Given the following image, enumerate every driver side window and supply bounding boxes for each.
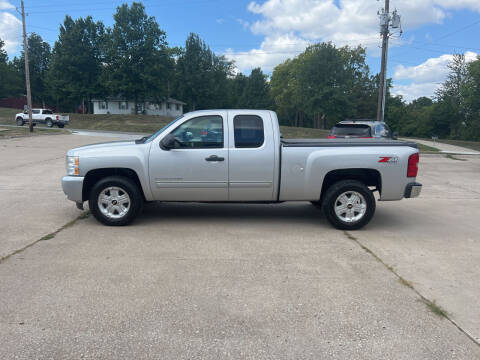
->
[170,115,223,149]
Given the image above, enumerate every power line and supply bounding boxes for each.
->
[393,17,480,59]
[24,0,219,9]
[28,0,224,14]
[435,18,480,41]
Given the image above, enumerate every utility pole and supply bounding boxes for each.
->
[376,1,401,122]
[20,0,33,132]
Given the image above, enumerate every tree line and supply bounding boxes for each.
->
[0,1,479,140]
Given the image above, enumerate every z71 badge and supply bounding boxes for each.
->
[378,156,399,163]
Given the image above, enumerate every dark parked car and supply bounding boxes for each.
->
[328,120,397,139]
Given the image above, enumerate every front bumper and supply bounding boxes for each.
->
[62,176,84,202]
[404,182,422,198]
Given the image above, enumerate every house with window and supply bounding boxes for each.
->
[92,97,186,117]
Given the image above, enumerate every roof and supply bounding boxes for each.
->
[184,109,275,114]
[91,97,186,105]
[338,119,384,126]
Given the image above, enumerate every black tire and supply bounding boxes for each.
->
[16,117,24,126]
[57,123,65,128]
[89,176,143,226]
[322,180,376,230]
[46,118,53,127]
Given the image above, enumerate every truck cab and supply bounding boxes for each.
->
[149,110,279,202]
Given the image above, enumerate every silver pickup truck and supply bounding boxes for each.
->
[62,110,421,230]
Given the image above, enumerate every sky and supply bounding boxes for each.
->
[1,0,480,102]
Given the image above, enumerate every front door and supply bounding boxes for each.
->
[149,112,229,201]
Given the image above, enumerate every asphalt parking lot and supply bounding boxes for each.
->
[1,134,479,359]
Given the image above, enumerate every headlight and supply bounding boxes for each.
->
[66,156,79,176]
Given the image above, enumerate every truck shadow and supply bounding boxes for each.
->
[136,201,327,227]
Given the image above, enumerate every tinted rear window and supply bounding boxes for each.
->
[234,115,264,148]
[331,124,371,137]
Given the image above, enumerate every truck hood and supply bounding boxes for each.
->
[67,140,138,156]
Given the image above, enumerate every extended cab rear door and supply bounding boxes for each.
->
[227,110,277,201]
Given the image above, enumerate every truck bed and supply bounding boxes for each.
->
[281,138,418,148]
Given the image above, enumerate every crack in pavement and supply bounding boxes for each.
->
[343,230,480,348]
[0,211,90,266]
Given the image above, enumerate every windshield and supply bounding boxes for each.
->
[331,124,371,137]
[144,115,184,143]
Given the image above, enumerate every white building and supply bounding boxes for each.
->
[92,97,186,117]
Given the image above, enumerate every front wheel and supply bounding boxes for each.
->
[57,123,65,128]
[322,180,376,230]
[16,117,24,126]
[89,176,143,226]
[46,118,53,127]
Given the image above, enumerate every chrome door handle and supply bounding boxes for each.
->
[205,155,224,162]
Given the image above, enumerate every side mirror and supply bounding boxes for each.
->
[392,131,398,140]
[160,133,176,150]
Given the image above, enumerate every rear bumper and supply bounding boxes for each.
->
[404,182,422,198]
[62,176,84,202]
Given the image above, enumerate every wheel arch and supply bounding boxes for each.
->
[320,168,381,202]
[82,168,146,202]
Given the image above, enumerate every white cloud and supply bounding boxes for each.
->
[0,10,22,55]
[226,0,480,73]
[392,82,441,101]
[392,51,478,101]
[236,18,250,31]
[216,18,225,24]
[226,33,312,73]
[0,1,14,10]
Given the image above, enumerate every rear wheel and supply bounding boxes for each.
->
[89,176,143,226]
[46,118,53,127]
[57,123,64,128]
[322,180,375,230]
[16,117,24,126]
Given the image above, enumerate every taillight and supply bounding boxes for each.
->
[407,153,419,177]
[327,135,336,139]
[56,115,59,120]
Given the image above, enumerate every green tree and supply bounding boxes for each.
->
[48,15,105,112]
[0,38,10,98]
[238,68,273,109]
[14,33,51,105]
[227,73,248,108]
[270,58,303,126]
[435,54,471,138]
[270,42,376,128]
[103,2,172,113]
[174,33,233,111]
[0,38,22,99]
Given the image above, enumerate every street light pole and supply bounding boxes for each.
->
[20,0,33,132]
[377,0,390,122]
